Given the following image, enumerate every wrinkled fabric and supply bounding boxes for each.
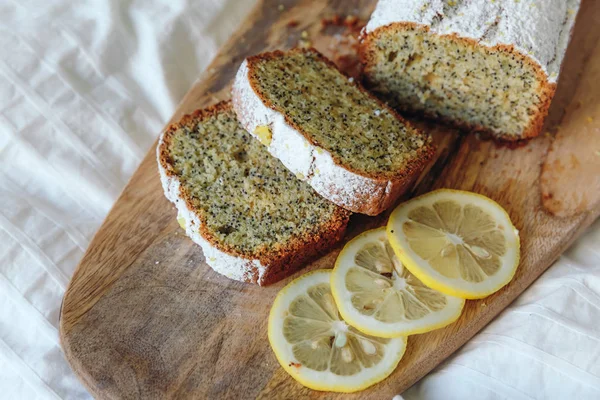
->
[0,1,256,398]
[0,1,598,399]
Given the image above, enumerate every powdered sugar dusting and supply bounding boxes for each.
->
[365,0,581,83]
[156,134,265,283]
[231,58,396,215]
[310,150,387,211]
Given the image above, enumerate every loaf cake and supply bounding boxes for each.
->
[157,102,350,285]
[232,48,435,216]
[360,0,580,140]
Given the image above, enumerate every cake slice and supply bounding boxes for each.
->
[232,48,434,216]
[157,102,350,285]
[360,0,580,140]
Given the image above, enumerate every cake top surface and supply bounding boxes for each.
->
[246,48,432,180]
[160,102,347,257]
[365,0,581,83]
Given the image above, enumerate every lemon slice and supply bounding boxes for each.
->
[268,270,406,393]
[387,189,520,299]
[331,227,465,337]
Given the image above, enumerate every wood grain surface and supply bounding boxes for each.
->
[541,37,600,217]
[60,0,600,399]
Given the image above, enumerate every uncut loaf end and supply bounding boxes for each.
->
[360,0,580,140]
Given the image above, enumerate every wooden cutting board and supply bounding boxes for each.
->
[60,1,600,398]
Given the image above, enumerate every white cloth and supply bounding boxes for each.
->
[0,1,598,399]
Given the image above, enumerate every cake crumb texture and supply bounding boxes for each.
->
[157,102,349,285]
[247,48,431,179]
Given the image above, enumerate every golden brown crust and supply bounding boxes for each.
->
[244,47,436,182]
[359,22,556,141]
[157,101,350,285]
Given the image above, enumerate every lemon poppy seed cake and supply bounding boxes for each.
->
[360,0,581,140]
[232,48,435,216]
[157,102,350,285]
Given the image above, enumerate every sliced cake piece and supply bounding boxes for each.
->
[360,0,581,140]
[157,102,350,285]
[232,48,434,216]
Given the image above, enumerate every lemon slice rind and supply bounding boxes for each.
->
[387,189,520,299]
[331,228,465,338]
[268,270,407,393]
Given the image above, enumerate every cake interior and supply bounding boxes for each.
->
[249,49,429,178]
[166,106,342,254]
[363,24,547,138]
